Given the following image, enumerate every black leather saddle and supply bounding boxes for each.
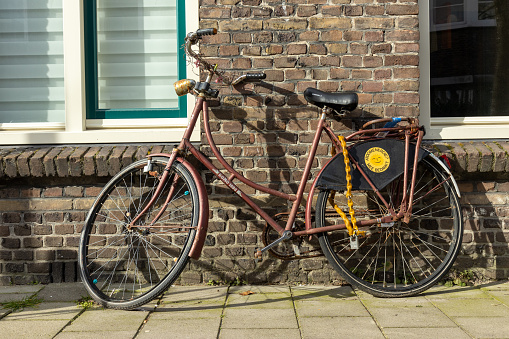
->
[304,88,358,113]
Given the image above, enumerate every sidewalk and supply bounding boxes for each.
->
[1,282,509,338]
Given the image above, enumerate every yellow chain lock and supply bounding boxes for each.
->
[328,136,363,237]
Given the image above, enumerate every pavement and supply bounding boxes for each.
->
[1,282,509,339]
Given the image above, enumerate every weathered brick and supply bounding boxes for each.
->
[355,17,394,29]
[4,148,25,178]
[309,17,351,29]
[219,20,263,31]
[2,238,20,249]
[387,4,419,15]
[67,146,87,177]
[385,54,419,66]
[485,142,507,172]
[297,5,317,17]
[24,237,43,248]
[55,147,75,177]
[473,142,495,173]
[43,147,63,177]
[264,18,307,31]
[200,7,231,18]
[96,146,113,177]
[274,57,298,68]
[17,149,35,177]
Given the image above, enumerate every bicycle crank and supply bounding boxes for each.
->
[255,230,292,262]
[261,212,323,260]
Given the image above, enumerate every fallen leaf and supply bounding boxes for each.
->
[239,290,255,296]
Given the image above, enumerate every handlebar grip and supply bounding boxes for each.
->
[246,73,266,81]
[196,28,217,37]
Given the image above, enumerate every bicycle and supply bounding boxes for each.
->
[78,28,463,310]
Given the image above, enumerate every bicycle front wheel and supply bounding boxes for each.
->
[79,157,199,309]
[316,156,463,297]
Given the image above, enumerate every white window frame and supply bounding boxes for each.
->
[0,0,199,145]
[420,0,509,139]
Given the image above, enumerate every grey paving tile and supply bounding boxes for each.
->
[0,285,42,294]
[291,285,357,301]
[454,317,509,338]
[226,292,294,309]
[55,331,136,339]
[295,299,370,317]
[0,292,35,303]
[36,283,89,303]
[432,298,509,317]
[0,319,69,338]
[160,286,228,304]
[61,308,147,334]
[221,308,298,329]
[219,328,301,339]
[362,298,456,328]
[479,281,509,291]
[299,316,384,339]
[229,285,290,294]
[383,327,471,339]
[424,286,491,300]
[4,302,81,320]
[483,290,509,307]
[151,301,223,319]
[138,318,221,339]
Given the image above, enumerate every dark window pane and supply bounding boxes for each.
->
[429,0,509,117]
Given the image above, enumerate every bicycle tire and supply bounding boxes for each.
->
[316,156,463,297]
[78,157,199,309]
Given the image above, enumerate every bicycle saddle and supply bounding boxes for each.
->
[304,88,358,113]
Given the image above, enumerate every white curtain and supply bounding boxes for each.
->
[96,0,179,110]
[0,0,64,123]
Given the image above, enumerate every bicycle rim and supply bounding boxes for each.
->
[79,158,198,309]
[317,156,463,297]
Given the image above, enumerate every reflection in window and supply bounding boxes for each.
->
[433,0,465,25]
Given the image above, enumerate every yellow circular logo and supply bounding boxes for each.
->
[365,147,390,173]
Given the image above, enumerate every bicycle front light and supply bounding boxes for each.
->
[174,79,196,96]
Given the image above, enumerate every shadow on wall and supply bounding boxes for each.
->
[457,179,509,280]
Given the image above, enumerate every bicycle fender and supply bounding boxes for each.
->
[316,139,429,191]
[427,153,461,198]
[176,157,209,260]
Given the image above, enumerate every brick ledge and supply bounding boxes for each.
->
[1,141,508,179]
[423,141,509,175]
[0,145,174,179]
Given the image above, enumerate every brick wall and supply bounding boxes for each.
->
[0,0,508,285]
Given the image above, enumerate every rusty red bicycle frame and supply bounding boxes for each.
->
[135,94,424,247]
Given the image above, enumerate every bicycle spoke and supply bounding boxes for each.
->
[80,158,198,307]
[317,157,462,296]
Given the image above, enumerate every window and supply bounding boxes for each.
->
[0,0,64,124]
[0,0,198,145]
[420,0,509,139]
[85,0,187,119]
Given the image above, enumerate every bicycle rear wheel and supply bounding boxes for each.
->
[79,157,199,309]
[316,156,463,297]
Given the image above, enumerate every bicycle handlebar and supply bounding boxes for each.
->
[231,73,267,85]
[196,28,217,37]
[183,29,265,89]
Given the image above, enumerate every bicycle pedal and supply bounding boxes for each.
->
[254,248,263,262]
